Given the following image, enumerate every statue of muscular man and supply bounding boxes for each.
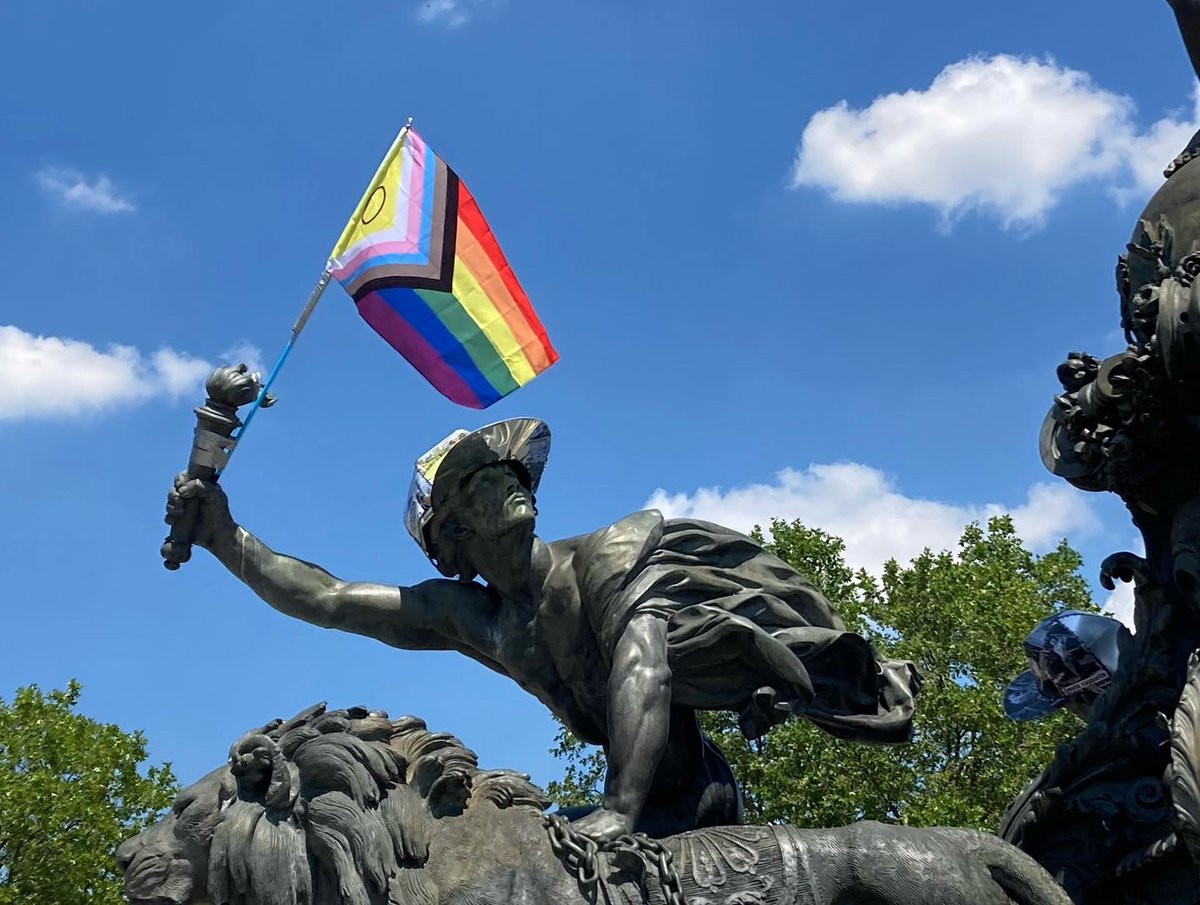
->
[166,418,919,840]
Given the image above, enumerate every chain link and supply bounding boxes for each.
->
[543,813,686,905]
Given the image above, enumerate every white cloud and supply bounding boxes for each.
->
[150,348,213,397]
[1117,84,1200,205]
[1101,536,1146,630]
[35,167,134,214]
[415,0,473,27]
[0,325,262,421]
[1105,580,1136,630]
[219,341,266,379]
[792,55,1200,227]
[645,462,1098,577]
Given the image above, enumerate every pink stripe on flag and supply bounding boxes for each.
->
[404,130,427,247]
[331,239,426,278]
[355,292,482,408]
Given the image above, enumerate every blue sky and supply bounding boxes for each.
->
[0,0,1194,790]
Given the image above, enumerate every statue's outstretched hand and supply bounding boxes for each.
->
[165,472,236,551]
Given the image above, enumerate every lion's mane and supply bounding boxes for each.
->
[207,703,548,905]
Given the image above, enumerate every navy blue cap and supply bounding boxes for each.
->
[1004,611,1130,722]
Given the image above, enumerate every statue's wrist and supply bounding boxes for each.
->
[205,519,241,554]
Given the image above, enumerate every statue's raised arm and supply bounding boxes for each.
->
[164,475,497,655]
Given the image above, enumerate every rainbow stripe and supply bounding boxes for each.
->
[327,128,558,408]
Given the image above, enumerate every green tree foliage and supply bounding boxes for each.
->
[547,725,606,808]
[0,681,177,905]
[548,516,1099,831]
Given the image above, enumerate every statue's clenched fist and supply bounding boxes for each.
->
[165,473,236,551]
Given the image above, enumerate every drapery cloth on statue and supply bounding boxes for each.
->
[574,511,919,742]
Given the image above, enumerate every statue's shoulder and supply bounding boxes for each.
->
[577,510,664,559]
[563,511,665,631]
[545,510,664,558]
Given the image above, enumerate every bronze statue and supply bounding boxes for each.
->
[165,415,919,841]
[997,3,1200,901]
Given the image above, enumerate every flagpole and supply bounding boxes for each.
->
[218,118,414,474]
[218,270,330,473]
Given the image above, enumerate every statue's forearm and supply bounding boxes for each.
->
[604,614,672,822]
[207,523,344,628]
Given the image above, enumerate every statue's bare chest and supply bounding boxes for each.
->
[492,567,609,744]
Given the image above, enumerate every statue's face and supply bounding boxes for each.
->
[455,463,536,540]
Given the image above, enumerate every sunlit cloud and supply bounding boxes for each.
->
[793,55,1200,228]
[35,166,135,214]
[0,325,261,421]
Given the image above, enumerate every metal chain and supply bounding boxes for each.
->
[543,813,686,905]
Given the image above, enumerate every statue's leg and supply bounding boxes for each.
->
[634,708,742,836]
[695,734,744,828]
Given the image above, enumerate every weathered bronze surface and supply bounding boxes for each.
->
[1001,4,1200,902]
[163,417,918,844]
[119,703,1070,905]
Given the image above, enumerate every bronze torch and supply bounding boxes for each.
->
[160,364,274,569]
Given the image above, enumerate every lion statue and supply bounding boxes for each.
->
[118,703,1071,905]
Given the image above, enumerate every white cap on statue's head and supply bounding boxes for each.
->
[404,418,551,562]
